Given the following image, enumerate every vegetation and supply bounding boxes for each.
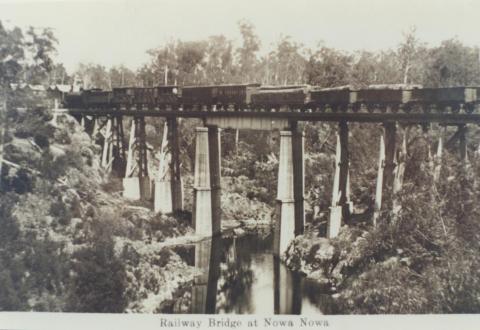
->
[331,154,480,313]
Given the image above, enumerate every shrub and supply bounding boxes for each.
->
[67,224,127,313]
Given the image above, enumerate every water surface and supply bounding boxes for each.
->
[172,232,336,314]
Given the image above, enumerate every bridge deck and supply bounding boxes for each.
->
[66,108,480,124]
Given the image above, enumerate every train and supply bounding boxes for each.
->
[63,84,480,113]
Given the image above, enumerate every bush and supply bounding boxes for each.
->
[332,154,480,314]
[67,223,127,313]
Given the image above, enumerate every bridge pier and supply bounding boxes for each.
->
[193,126,221,236]
[459,124,468,163]
[393,128,408,215]
[274,125,305,256]
[433,135,443,182]
[154,118,184,213]
[101,118,113,172]
[328,121,350,238]
[80,116,86,130]
[111,115,127,176]
[80,115,95,136]
[123,117,151,200]
[373,122,397,225]
[291,123,305,235]
[208,126,222,236]
[92,117,99,138]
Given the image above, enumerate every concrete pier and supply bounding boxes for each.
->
[274,131,296,256]
[291,123,305,235]
[170,118,184,212]
[194,127,213,236]
[208,126,222,236]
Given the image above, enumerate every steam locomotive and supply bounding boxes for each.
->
[63,84,479,113]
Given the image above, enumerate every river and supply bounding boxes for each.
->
[168,232,337,314]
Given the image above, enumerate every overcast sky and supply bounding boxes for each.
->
[1,0,480,73]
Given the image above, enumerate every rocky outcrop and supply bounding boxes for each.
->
[283,226,368,289]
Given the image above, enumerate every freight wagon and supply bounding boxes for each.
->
[181,83,260,107]
[250,85,310,108]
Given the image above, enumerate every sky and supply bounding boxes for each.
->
[1,0,480,73]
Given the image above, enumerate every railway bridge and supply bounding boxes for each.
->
[63,86,480,256]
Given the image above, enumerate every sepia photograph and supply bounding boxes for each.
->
[0,0,480,328]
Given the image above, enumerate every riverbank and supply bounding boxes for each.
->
[283,171,480,314]
[0,108,278,312]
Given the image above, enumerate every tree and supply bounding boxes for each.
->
[74,63,110,89]
[0,21,25,85]
[268,36,307,85]
[136,64,156,87]
[236,20,261,83]
[109,65,137,88]
[204,35,235,84]
[146,40,178,85]
[423,38,480,87]
[176,41,207,85]
[397,27,419,84]
[374,50,403,84]
[49,63,70,85]
[23,27,58,84]
[306,46,352,87]
[349,51,379,88]
[67,220,127,313]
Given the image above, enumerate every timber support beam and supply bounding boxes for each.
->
[122,117,151,201]
[154,118,184,213]
[373,122,398,225]
[327,121,350,238]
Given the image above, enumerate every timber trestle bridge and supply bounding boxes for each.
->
[58,84,480,255]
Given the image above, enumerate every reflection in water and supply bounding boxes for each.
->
[191,238,221,314]
[186,233,335,315]
[273,257,302,314]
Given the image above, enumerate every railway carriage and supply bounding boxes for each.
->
[409,87,477,112]
[112,87,135,106]
[134,87,157,106]
[354,85,421,112]
[308,86,356,111]
[63,92,84,108]
[154,85,179,106]
[82,89,112,108]
[112,86,179,108]
[181,83,260,108]
[63,84,480,114]
[250,85,310,110]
